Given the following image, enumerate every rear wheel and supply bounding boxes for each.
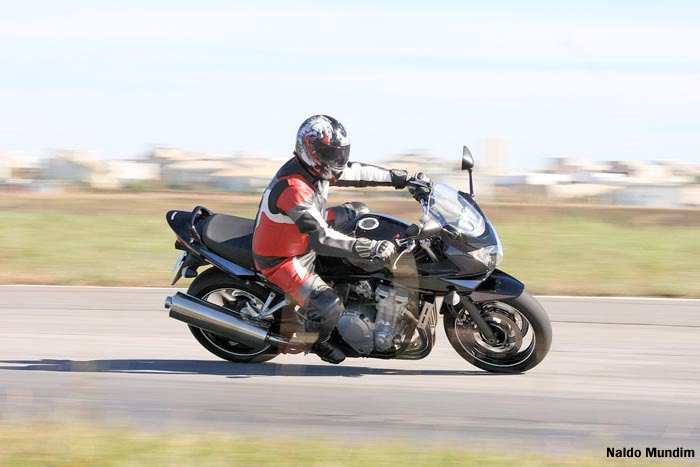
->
[187,269,278,363]
[444,292,551,373]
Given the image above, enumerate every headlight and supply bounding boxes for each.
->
[468,244,503,269]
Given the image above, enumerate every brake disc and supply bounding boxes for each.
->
[460,312,524,358]
[483,303,530,337]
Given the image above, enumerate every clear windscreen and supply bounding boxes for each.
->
[427,183,485,236]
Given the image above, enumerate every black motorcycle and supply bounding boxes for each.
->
[164,147,552,373]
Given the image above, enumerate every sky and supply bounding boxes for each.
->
[1,0,700,170]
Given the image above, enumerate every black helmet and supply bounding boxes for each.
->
[294,115,350,180]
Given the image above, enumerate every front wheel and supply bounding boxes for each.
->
[444,292,552,373]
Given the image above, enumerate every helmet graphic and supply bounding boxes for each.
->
[294,115,350,180]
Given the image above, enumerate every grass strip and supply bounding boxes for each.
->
[0,421,688,467]
[2,209,699,297]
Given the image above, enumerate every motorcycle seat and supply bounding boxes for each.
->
[200,214,256,271]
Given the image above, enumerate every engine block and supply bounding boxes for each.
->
[374,284,410,352]
[335,304,375,355]
[336,282,414,355]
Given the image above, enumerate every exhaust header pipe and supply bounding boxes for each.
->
[165,292,286,348]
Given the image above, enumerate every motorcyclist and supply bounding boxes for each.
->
[252,115,428,364]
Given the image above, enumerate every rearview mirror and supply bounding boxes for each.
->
[461,146,474,171]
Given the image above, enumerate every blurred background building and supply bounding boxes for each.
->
[2,146,698,207]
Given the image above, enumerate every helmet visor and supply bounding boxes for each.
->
[317,144,351,170]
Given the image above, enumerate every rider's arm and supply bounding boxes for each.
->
[333,161,409,188]
[277,180,358,257]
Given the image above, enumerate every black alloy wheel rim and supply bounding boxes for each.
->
[453,301,536,368]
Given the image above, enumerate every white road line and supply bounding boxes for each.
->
[537,295,700,302]
[1,285,699,302]
[0,284,181,291]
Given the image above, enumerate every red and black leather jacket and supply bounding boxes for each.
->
[252,157,408,270]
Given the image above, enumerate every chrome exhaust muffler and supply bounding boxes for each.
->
[165,292,287,348]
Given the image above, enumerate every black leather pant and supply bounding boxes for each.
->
[303,201,369,342]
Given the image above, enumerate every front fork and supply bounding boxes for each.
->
[445,292,499,344]
[460,297,499,344]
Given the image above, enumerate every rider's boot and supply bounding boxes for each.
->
[306,287,346,364]
[312,338,346,364]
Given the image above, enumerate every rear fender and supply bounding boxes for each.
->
[166,210,193,243]
[166,206,212,246]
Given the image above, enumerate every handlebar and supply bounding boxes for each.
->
[403,223,421,238]
[389,179,436,269]
[394,180,433,246]
[406,178,432,203]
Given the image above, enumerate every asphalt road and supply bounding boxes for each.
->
[1,285,699,454]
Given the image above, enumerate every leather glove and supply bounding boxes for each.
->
[390,170,431,189]
[407,172,432,202]
[408,171,431,185]
[353,238,397,262]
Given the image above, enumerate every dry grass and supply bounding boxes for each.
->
[0,421,689,467]
[2,191,699,296]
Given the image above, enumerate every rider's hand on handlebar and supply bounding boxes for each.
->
[408,171,431,185]
[353,238,397,262]
[373,239,397,262]
[407,173,432,202]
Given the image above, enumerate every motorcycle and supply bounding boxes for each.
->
[164,147,552,373]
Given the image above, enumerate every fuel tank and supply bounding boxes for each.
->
[348,213,411,272]
[353,213,408,241]
[317,212,482,292]
[318,213,408,276]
